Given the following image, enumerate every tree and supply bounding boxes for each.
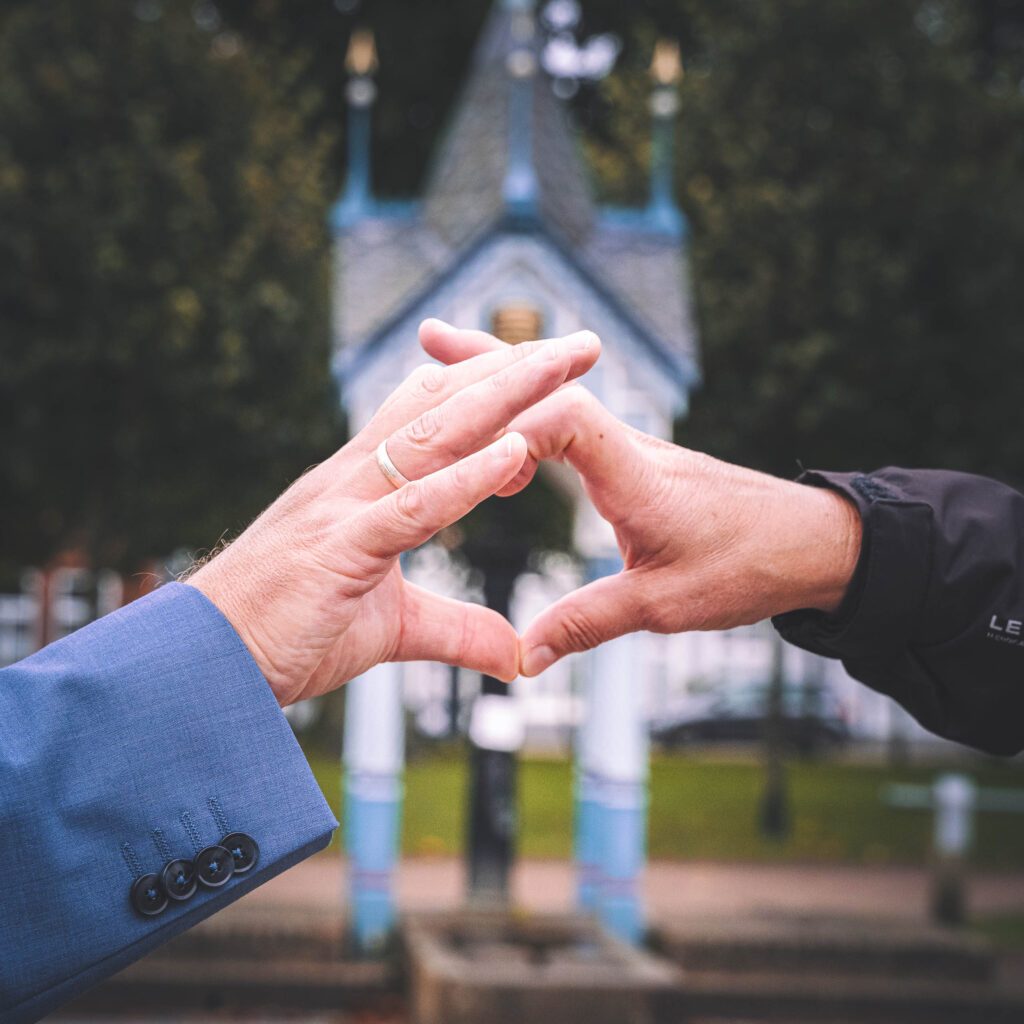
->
[0,0,339,571]
[587,0,1024,484]
[219,0,1024,490]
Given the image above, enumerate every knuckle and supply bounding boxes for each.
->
[488,366,514,393]
[640,600,673,634]
[510,340,538,363]
[558,608,603,654]
[450,457,473,490]
[413,363,447,396]
[406,407,444,446]
[394,482,425,521]
[637,584,678,634]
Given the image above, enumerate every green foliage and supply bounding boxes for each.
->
[216,0,490,200]
[587,0,1024,482]
[7,0,1024,567]
[0,0,339,568]
[221,0,1024,488]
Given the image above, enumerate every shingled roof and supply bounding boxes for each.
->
[421,1,594,250]
[333,0,699,387]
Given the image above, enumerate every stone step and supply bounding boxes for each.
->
[679,970,1024,1024]
[152,905,348,961]
[63,957,400,1016]
[653,913,995,984]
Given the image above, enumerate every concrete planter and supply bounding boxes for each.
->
[403,910,681,1024]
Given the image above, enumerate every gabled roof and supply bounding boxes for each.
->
[338,219,700,396]
[333,0,699,404]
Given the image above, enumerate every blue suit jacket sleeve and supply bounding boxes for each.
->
[0,582,339,1023]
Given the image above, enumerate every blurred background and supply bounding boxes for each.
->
[3,0,1024,1021]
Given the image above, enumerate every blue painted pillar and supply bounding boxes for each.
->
[573,766,600,911]
[574,554,648,944]
[342,660,405,953]
[645,44,685,239]
[331,34,378,231]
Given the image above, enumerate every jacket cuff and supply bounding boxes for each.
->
[772,470,933,658]
[1,582,338,1023]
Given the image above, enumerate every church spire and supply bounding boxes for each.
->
[646,39,686,237]
[501,0,540,224]
[333,28,378,229]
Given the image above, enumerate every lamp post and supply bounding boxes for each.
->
[463,527,530,903]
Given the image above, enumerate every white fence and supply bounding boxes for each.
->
[1,552,934,751]
[0,568,124,667]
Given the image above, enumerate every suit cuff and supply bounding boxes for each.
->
[2,582,338,1022]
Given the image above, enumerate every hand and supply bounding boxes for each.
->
[420,322,862,677]
[187,328,600,704]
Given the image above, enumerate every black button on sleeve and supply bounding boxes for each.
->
[195,845,235,888]
[162,858,197,901]
[130,873,168,917]
[221,832,259,874]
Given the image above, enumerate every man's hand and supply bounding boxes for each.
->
[188,328,600,704]
[420,321,862,677]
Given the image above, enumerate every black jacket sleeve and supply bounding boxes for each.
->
[772,468,1024,756]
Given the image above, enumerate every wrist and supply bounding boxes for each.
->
[790,483,863,614]
[186,563,279,698]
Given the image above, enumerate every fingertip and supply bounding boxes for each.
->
[419,317,452,335]
[505,430,528,462]
[496,455,538,497]
[418,318,451,348]
[520,643,557,678]
[567,330,601,375]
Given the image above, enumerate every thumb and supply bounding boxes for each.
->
[396,583,519,682]
[518,570,649,675]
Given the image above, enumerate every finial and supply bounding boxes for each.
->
[345,28,378,77]
[645,37,685,237]
[334,26,378,229]
[650,38,682,87]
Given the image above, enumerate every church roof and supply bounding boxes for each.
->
[420,1,594,250]
[333,0,699,395]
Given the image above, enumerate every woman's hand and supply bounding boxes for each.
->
[420,321,861,677]
[188,328,600,704]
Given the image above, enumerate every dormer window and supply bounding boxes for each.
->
[491,304,543,345]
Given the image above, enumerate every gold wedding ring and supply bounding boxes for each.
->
[375,439,410,490]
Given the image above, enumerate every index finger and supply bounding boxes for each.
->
[418,319,507,363]
[355,322,599,452]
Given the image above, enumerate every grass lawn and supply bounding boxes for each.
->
[974,912,1024,949]
[306,749,1024,869]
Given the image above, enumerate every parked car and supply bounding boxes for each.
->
[652,683,849,755]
